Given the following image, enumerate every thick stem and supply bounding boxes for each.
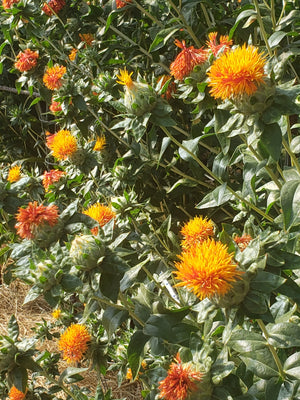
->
[253,0,273,57]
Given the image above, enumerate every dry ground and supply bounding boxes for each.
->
[0,279,143,400]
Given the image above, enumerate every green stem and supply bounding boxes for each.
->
[282,137,300,175]
[257,319,286,380]
[130,0,164,28]
[200,3,213,28]
[119,292,146,327]
[161,125,274,222]
[253,0,273,57]
[270,0,277,30]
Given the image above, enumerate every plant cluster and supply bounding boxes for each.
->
[0,0,300,399]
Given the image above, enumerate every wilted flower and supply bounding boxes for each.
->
[42,0,65,15]
[116,0,132,8]
[68,48,78,61]
[93,135,106,151]
[234,233,252,251]
[43,65,67,90]
[158,353,202,400]
[174,238,242,300]
[83,203,116,235]
[2,0,19,9]
[42,169,65,191]
[7,165,21,183]
[8,386,27,400]
[15,201,59,240]
[206,32,232,57]
[58,323,91,363]
[14,49,39,72]
[79,33,94,46]
[170,39,208,81]
[180,216,214,249]
[48,129,78,160]
[49,98,62,113]
[52,308,62,319]
[207,44,266,100]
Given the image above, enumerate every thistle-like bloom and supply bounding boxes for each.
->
[14,49,39,72]
[48,129,78,160]
[116,0,132,8]
[7,165,21,183]
[83,203,116,235]
[234,234,252,252]
[68,48,78,61]
[8,386,27,400]
[157,75,176,100]
[2,0,19,9]
[49,98,62,113]
[58,323,91,364]
[174,238,242,300]
[79,33,94,46]
[43,65,67,90]
[180,216,214,249]
[52,308,62,319]
[42,0,65,15]
[15,201,59,240]
[158,353,202,400]
[42,169,66,191]
[93,135,106,151]
[170,40,208,81]
[116,68,134,89]
[207,44,266,100]
[206,32,232,57]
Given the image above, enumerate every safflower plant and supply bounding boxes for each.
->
[0,0,299,399]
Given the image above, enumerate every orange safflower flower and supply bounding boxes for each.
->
[45,131,55,148]
[180,216,214,249]
[42,169,66,191]
[43,65,66,90]
[116,68,134,89]
[93,135,106,151]
[49,98,62,113]
[48,129,78,160]
[7,165,21,183]
[157,75,176,100]
[2,0,18,9]
[207,44,266,100]
[174,238,242,300]
[79,33,94,46]
[206,32,232,57]
[116,0,132,8]
[83,203,116,235]
[14,49,39,72]
[158,353,202,400]
[170,40,208,81]
[15,201,59,240]
[68,48,78,61]
[52,308,62,319]
[58,324,91,364]
[42,0,65,15]
[234,234,252,252]
[8,386,27,400]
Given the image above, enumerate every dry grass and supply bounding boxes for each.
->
[0,279,143,400]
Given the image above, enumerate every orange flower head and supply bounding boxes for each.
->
[79,33,94,46]
[7,165,21,183]
[42,169,66,191]
[83,203,116,235]
[58,323,91,363]
[52,308,62,319]
[14,49,39,72]
[2,0,19,9]
[93,135,106,151]
[180,216,214,249]
[69,48,78,61]
[234,234,252,252]
[49,129,78,160]
[116,68,134,89]
[49,98,62,113]
[158,353,202,400]
[15,201,59,240]
[157,75,176,100]
[126,368,133,380]
[42,0,65,15]
[170,40,208,81]
[207,44,266,100]
[207,32,232,57]
[8,386,27,400]
[116,0,132,8]
[43,65,66,90]
[174,238,243,300]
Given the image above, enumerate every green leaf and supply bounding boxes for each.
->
[102,307,128,341]
[228,330,266,353]
[280,180,300,230]
[58,367,88,384]
[250,271,286,293]
[268,31,287,48]
[143,315,173,341]
[127,330,150,380]
[8,366,28,393]
[284,352,300,379]
[8,315,19,341]
[100,272,120,302]
[178,137,200,162]
[196,183,235,209]
[73,95,87,111]
[240,347,279,379]
[242,289,269,315]
[60,274,83,292]
[258,123,282,161]
[149,27,180,52]
[290,136,300,154]
[267,322,300,348]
